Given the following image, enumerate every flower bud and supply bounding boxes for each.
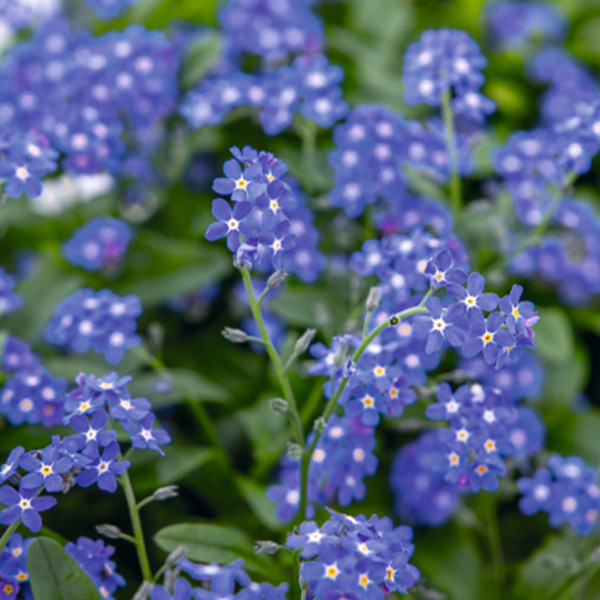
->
[294,328,316,355]
[153,485,179,501]
[166,545,187,566]
[267,269,287,289]
[222,327,248,344]
[286,442,303,460]
[269,398,289,414]
[365,287,381,313]
[96,524,122,539]
[254,540,280,555]
[314,416,326,433]
[132,581,152,600]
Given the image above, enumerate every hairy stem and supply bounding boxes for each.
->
[441,88,462,218]
[120,468,152,581]
[240,266,305,447]
[0,520,21,554]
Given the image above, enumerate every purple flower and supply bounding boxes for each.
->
[0,482,57,533]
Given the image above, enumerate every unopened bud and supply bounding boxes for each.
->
[148,322,165,349]
[294,328,317,355]
[166,545,187,566]
[314,416,326,433]
[96,524,123,539]
[286,442,303,460]
[222,327,248,344]
[269,398,289,414]
[153,485,179,501]
[254,540,280,555]
[132,581,152,600]
[365,287,381,313]
[267,269,287,289]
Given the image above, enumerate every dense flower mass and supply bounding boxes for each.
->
[518,455,600,535]
[180,53,348,135]
[402,28,494,120]
[2,2,600,599]
[46,289,142,364]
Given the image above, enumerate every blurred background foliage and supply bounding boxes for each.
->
[3,0,600,598]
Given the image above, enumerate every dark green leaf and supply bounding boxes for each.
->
[27,537,101,600]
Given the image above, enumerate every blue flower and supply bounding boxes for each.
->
[0,447,24,485]
[462,311,514,366]
[122,413,171,455]
[76,442,130,493]
[499,284,538,336]
[19,444,73,493]
[411,297,466,353]
[151,578,192,600]
[0,482,57,533]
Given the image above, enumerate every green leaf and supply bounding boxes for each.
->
[235,476,285,531]
[128,446,215,493]
[270,287,347,337]
[533,307,574,363]
[154,523,272,577]
[27,537,101,600]
[511,535,581,600]
[180,30,223,89]
[415,525,485,600]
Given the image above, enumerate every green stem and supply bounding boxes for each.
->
[0,520,21,554]
[298,118,317,193]
[298,288,433,520]
[120,468,152,581]
[240,266,305,447]
[441,88,462,218]
[483,494,503,599]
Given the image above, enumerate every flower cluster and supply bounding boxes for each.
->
[287,510,420,597]
[268,416,377,521]
[174,557,287,600]
[206,146,325,274]
[66,537,126,599]
[486,1,566,50]
[62,217,132,273]
[403,28,495,122]
[1,366,67,427]
[518,455,600,535]
[328,105,476,217]
[0,17,177,185]
[219,0,323,60]
[0,370,169,534]
[181,53,348,135]
[46,288,142,364]
[0,534,31,600]
[0,269,21,317]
